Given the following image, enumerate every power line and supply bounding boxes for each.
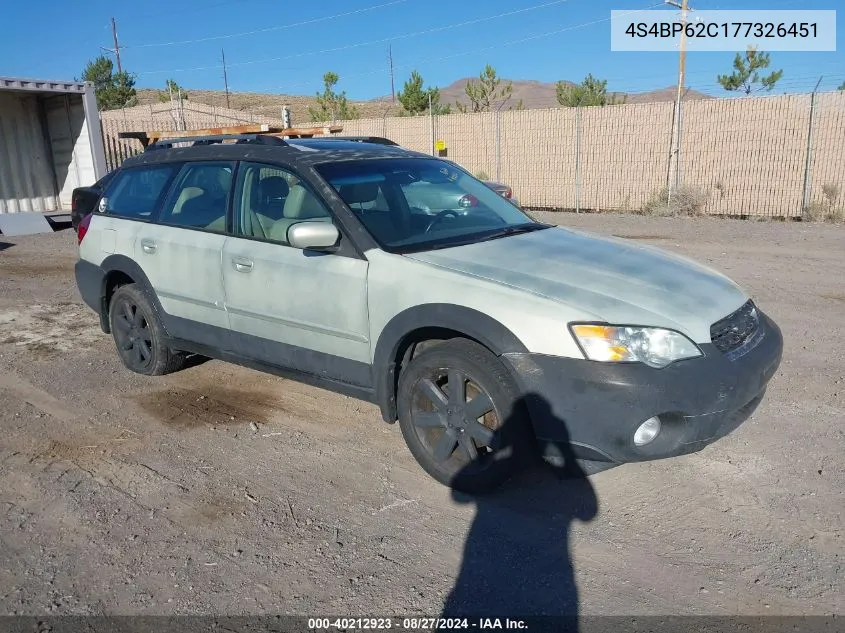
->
[117,0,252,23]
[125,0,409,49]
[135,0,576,75]
[246,2,663,93]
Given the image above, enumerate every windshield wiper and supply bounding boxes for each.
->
[396,223,551,254]
[475,223,550,243]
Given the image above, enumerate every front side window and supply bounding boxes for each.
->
[316,158,543,253]
[158,162,234,233]
[232,161,332,245]
[102,165,176,219]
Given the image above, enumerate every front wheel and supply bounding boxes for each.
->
[397,338,532,494]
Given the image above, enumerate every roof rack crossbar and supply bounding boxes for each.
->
[145,133,289,151]
[296,135,398,146]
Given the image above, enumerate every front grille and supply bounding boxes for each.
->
[710,300,760,354]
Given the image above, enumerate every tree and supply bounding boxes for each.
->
[455,64,513,113]
[80,56,137,110]
[158,79,189,102]
[108,72,139,110]
[556,74,625,107]
[397,70,450,115]
[308,72,359,122]
[717,47,783,95]
[839,81,845,91]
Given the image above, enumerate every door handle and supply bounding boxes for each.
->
[232,257,253,273]
[140,239,157,254]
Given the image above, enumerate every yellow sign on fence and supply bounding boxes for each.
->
[435,139,446,151]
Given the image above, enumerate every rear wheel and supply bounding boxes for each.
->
[109,284,187,376]
[397,338,532,494]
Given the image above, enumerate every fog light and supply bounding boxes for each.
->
[634,416,661,446]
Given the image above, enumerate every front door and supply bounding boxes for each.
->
[221,162,371,386]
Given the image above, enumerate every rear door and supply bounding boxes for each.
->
[96,163,177,272]
[220,161,371,385]
[132,161,234,344]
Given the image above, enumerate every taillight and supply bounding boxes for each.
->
[78,213,92,244]
[503,188,512,199]
[458,194,479,208]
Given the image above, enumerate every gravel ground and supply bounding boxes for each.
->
[0,213,842,619]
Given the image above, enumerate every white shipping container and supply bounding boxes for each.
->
[0,77,105,214]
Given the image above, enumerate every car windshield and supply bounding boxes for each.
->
[315,158,545,253]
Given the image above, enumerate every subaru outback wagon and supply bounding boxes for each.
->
[75,134,783,493]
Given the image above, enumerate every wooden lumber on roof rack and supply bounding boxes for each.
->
[266,125,343,139]
[118,124,344,147]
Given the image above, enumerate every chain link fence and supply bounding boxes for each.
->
[100,91,845,218]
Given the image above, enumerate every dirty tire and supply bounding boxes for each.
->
[109,283,187,376]
[397,338,532,494]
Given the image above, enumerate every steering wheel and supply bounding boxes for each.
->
[424,210,460,233]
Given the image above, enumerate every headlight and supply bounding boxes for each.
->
[570,324,702,369]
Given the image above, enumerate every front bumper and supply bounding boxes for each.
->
[501,311,783,465]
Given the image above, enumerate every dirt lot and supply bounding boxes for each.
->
[0,213,842,620]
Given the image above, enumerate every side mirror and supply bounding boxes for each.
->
[287,221,340,251]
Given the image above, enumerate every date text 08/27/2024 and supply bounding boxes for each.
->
[307,617,529,630]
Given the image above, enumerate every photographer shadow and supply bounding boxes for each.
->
[440,394,599,630]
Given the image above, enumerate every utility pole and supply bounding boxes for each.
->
[801,76,824,213]
[221,48,231,109]
[665,0,691,202]
[389,45,395,104]
[101,18,123,72]
[429,92,434,155]
[111,17,123,73]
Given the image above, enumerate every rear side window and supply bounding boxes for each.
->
[157,162,234,233]
[102,165,176,219]
[94,170,117,189]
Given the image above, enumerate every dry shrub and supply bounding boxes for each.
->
[640,185,709,217]
[805,183,845,223]
[803,202,827,222]
[803,202,845,223]
[821,183,841,207]
[827,205,845,224]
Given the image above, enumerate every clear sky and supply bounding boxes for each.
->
[3,0,843,102]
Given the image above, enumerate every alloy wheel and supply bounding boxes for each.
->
[409,368,500,467]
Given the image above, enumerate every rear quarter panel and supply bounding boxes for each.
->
[78,214,143,267]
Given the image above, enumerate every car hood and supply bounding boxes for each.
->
[403,226,749,343]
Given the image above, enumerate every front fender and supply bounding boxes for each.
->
[372,303,528,422]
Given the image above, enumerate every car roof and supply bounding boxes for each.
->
[119,137,433,171]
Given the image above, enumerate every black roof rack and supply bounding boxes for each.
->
[145,133,289,151]
[292,136,398,146]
